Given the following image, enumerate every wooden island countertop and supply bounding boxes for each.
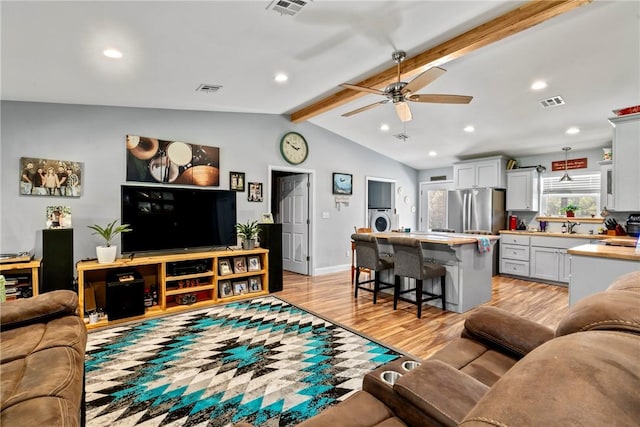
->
[568,243,640,262]
[374,232,500,246]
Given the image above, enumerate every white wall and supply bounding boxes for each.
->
[0,101,418,274]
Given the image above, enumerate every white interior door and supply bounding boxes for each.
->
[279,174,309,274]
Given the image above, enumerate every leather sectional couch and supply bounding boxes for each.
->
[0,290,87,427]
[235,271,640,426]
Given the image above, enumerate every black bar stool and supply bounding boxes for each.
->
[351,233,394,304]
[388,236,446,318]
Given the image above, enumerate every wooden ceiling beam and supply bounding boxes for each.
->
[290,0,591,123]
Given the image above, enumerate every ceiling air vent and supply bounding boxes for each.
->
[266,0,311,16]
[539,95,565,108]
[196,84,223,93]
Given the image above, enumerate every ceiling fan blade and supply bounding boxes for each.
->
[341,100,389,117]
[340,83,385,96]
[402,67,446,95]
[408,94,473,104]
[395,101,412,122]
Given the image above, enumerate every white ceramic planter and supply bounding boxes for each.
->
[96,246,117,264]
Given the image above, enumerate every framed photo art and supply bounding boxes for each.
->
[333,173,352,195]
[230,171,245,191]
[219,280,233,298]
[248,182,263,202]
[247,255,261,272]
[219,259,232,275]
[249,277,262,292]
[233,257,247,274]
[233,280,248,296]
[20,157,82,197]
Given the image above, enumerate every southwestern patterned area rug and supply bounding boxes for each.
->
[85,296,401,427]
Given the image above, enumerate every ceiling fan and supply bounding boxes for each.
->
[340,50,473,122]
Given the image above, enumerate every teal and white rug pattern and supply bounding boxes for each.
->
[85,296,401,426]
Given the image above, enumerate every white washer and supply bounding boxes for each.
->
[369,208,393,232]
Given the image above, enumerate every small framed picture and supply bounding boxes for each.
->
[248,182,263,202]
[219,259,232,276]
[247,255,261,272]
[233,256,247,274]
[333,173,353,195]
[219,280,233,298]
[249,277,262,292]
[261,212,274,223]
[233,280,248,295]
[230,171,245,192]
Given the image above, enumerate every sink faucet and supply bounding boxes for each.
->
[566,221,580,234]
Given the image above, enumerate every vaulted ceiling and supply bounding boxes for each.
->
[2,1,638,169]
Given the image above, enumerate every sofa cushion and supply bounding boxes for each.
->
[0,290,78,331]
[460,331,640,427]
[427,338,518,387]
[606,270,640,292]
[556,289,640,336]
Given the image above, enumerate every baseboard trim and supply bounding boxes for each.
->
[314,263,351,276]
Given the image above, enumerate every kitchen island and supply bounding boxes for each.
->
[567,243,640,305]
[375,232,499,313]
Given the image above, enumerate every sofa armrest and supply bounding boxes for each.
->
[0,290,79,330]
[462,307,554,358]
[394,360,489,426]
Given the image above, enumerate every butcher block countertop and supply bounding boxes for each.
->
[375,232,500,245]
[568,244,640,262]
[499,230,608,239]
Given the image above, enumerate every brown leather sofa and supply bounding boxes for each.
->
[235,271,640,427]
[0,290,87,427]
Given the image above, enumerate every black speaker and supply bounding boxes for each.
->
[41,228,75,294]
[259,223,283,292]
[106,270,145,321]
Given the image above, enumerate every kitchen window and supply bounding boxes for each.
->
[540,173,600,216]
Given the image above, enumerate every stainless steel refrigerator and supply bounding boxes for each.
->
[447,188,506,234]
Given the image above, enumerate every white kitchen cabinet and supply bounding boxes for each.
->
[599,160,614,210]
[529,236,585,285]
[500,234,530,277]
[609,113,640,211]
[506,169,539,211]
[453,156,508,189]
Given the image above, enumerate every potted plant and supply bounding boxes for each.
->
[235,220,259,250]
[561,204,578,217]
[87,220,132,263]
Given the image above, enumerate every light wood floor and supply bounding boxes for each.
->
[274,271,569,359]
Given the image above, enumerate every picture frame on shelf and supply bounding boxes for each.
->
[249,277,262,292]
[219,280,233,298]
[233,256,247,274]
[219,259,232,275]
[233,280,248,295]
[247,255,261,272]
[229,171,245,192]
[332,172,352,195]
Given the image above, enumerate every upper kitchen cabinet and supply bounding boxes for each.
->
[453,156,508,189]
[506,168,539,211]
[609,113,640,211]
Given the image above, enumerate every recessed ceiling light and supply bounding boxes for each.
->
[379,124,390,131]
[531,80,548,90]
[428,151,437,157]
[274,73,288,83]
[102,48,123,59]
[566,126,580,135]
[463,125,475,133]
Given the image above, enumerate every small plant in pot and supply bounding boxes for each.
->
[561,204,579,217]
[87,220,132,264]
[235,220,260,250]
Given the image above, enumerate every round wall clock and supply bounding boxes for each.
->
[280,132,308,165]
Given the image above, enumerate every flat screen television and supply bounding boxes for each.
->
[121,185,237,254]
